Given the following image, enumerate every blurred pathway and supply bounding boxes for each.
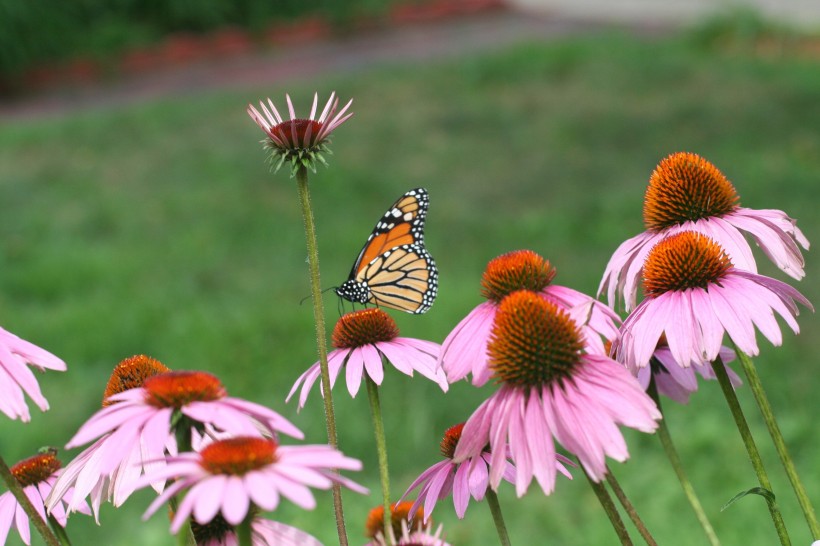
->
[0,10,656,121]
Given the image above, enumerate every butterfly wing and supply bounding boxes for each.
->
[336,188,437,314]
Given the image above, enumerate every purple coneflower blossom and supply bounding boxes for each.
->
[614,231,812,372]
[599,152,809,311]
[371,520,451,546]
[0,450,90,545]
[636,345,742,404]
[47,355,173,519]
[454,291,661,490]
[400,423,573,522]
[287,308,446,409]
[364,502,425,546]
[188,511,323,546]
[136,436,366,533]
[247,92,352,175]
[440,250,620,387]
[0,325,66,422]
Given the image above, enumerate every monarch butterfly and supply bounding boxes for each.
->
[335,188,438,314]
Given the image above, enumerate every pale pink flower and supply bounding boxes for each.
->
[441,250,619,387]
[635,346,742,404]
[614,232,812,371]
[599,152,809,311]
[371,520,451,546]
[247,92,352,175]
[137,437,366,533]
[454,291,660,488]
[0,325,66,422]
[400,423,573,522]
[0,450,90,545]
[287,309,446,409]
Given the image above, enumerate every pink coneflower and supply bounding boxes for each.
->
[599,152,809,311]
[454,291,661,490]
[287,309,447,409]
[400,423,573,522]
[0,450,90,545]
[371,520,450,546]
[47,355,173,519]
[247,92,352,175]
[137,436,366,533]
[636,345,742,404]
[188,511,323,546]
[440,250,620,387]
[0,325,66,422]
[364,502,427,545]
[614,231,813,372]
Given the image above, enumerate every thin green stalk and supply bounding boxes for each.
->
[710,357,790,545]
[731,342,820,539]
[605,468,657,546]
[48,515,72,546]
[485,488,512,546]
[237,513,253,546]
[0,455,61,546]
[647,379,721,546]
[583,467,633,545]
[295,165,348,546]
[366,375,391,536]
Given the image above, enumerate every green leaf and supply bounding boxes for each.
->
[722,487,777,511]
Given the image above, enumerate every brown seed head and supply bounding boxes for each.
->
[643,231,732,297]
[142,371,226,409]
[480,250,556,303]
[103,355,170,406]
[199,437,277,476]
[332,308,399,349]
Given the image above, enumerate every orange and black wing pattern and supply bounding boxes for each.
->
[335,188,438,314]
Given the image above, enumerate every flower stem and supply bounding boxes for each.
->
[366,375,391,536]
[295,165,348,546]
[48,515,72,546]
[485,488,512,546]
[605,468,657,546]
[171,422,197,546]
[647,378,721,546]
[710,357,791,545]
[583,467,633,545]
[237,513,253,546]
[0,455,60,546]
[731,343,820,539]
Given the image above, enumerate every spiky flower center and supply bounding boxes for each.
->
[142,371,226,408]
[199,437,277,475]
[11,449,61,487]
[643,231,732,297]
[103,354,170,406]
[190,513,234,542]
[439,423,465,459]
[270,119,324,150]
[643,152,740,231]
[488,291,584,387]
[365,502,426,539]
[332,308,399,349]
[480,250,556,303]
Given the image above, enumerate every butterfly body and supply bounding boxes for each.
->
[335,188,438,314]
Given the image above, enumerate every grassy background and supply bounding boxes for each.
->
[1,21,818,545]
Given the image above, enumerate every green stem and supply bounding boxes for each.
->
[366,375,391,536]
[171,421,197,546]
[0,455,61,546]
[237,513,254,546]
[48,515,72,546]
[647,379,721,546]
[485,488,512,546]
[710,357,791,545]
[731,343,820,539]
[605,468,657,546]
[583,467,633,545]
[295,165,348,546]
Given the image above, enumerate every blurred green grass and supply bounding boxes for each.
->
[1,24,819,546]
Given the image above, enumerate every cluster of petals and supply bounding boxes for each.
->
[288,336,446,409]
[371,520,451,546]
[247,92,352,152]
[635,346,742,404]
[196,518,323,546]
[440,285,619,387]
[137,442,366,533]
[455,355,661,490]
[615,268,812,371]
[0,455,90,545]
[0,326,66,422]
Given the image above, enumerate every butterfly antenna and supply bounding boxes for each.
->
[299,286,337,306]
